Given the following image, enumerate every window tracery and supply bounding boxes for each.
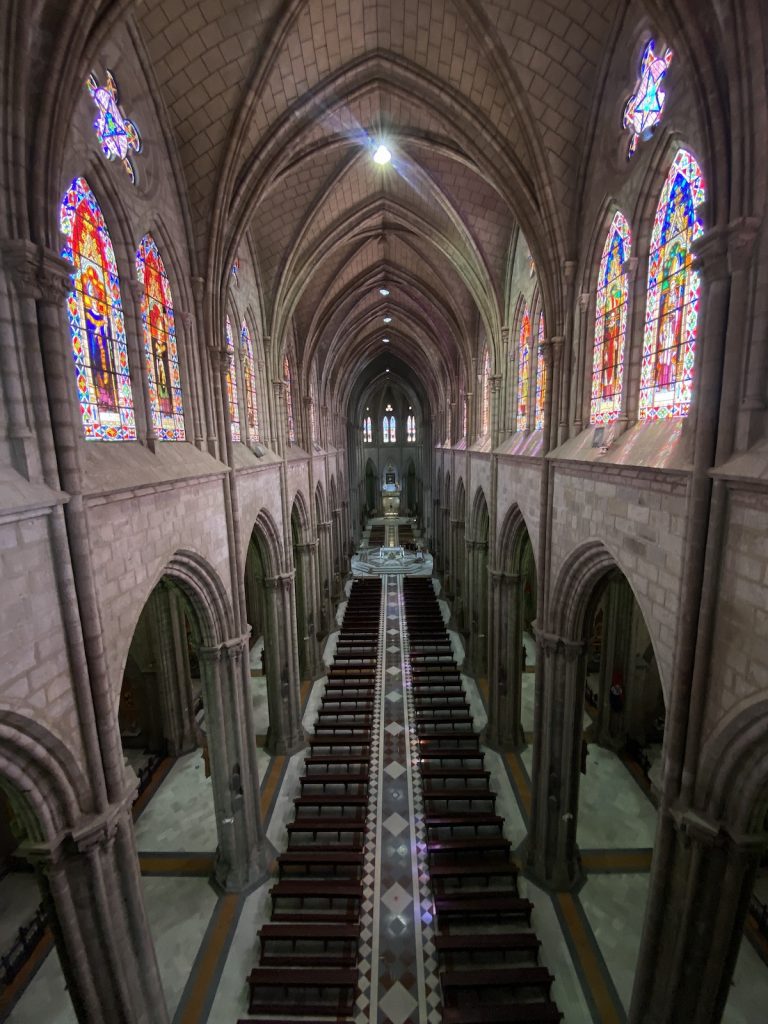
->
[225,316,241,442]
[591,211,632,425]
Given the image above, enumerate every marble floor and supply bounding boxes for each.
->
[5,568,768,1024]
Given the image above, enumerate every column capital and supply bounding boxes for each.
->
[1,241,73,300]
[577,291,591,312]
[178,310,194,331]
[692,227,731,281]
[534,627,585,660]
[295,540,318,553]
[490,568,520,584]
[727,216,761,273]
[198,633,251,660]
[263,570,295,591]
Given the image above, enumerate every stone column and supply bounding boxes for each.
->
[294,540,322,677]
[331,507,342,600]
[198,636,269,890]
[525,630,586,890]
[317,519,333,633]
[594,579,634,749]
[487,570,525,749]
[147,583,196,755]
[629,812,765,1024]
[23,800,168,1024]
[128,281,156,450]
[572,291,591,435]
[261,573,303,754]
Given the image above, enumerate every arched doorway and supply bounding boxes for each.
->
[488,506,536,749]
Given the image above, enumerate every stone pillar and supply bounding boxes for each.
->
[487,570,525,749]
[525,630,586,890]
[331,507,342,600]
[294,540,322,677]
[317,519,333,633]
[629,812,765,1024]
[147,583,196,755]
[128,281,156,450]
[198,636,269,890]
[261,573,303,754]
[23,801,168,1024]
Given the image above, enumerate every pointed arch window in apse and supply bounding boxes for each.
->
[591,211,632,426]
[407,415,416,442]
[363,416,372,443]
[241,321,260,443]
[382,416,390,444]
[535,313,547,430]
[224,316,241,442]
[136,235,184,440]
[389,416,396,442]
[284,355,296,444]
[640,149,706,420]
[516,308,531,431]
[61,176,135,440]
[481,347,491,435]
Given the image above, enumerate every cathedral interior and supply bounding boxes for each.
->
[0,2,767,1023]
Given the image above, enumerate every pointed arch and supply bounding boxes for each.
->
[640,148,707,420]
[136,233,185,440]
[60,176,135,440]
[590,210,632,426]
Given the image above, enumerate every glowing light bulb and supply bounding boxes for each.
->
[383,337,390,344]
[379,287,389,296]
[373,144,391,165]
[383,316,392,324]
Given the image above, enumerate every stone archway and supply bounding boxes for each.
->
[0,709,167,1023]
[487,504,536,749]
[244,516,303,756]
[466,487,490,674]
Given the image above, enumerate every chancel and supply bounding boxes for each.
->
[0,3,767,1024]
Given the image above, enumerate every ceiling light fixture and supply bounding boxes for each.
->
[382,337,390,344]
[383,316,392,323]
[385,368,389,373]
[379,287,389,296]
[373,143,392,165]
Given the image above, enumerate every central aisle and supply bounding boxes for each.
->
[359,574,440,1024]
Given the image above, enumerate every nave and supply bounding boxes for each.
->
[3,569,767,1024]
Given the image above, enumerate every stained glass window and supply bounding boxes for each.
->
[591,212,632,426]
[535,314,547,430]
[462,395,468,438]
[135,236,184,441]
[240,321,259,443]
[231,257,240,285]
[225,316,241,442]
[516,308,531,431]
[623,41,673,159]
[481,347,491,435]
[382,416,390,444]
[284,355,296,444]
[640,149,706,420]
[86,71,141,183]
[389,416,396,442]
[363,416,372,443]
[407,415,416,442]
[60,176,135,440]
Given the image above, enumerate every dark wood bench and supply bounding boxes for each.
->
[270,880,363,922]
[435,931,540,963]
[441,966,554,1000]
[420,749,485,766]
[425,813,504,835]
[304,755,371,770]
[299,772,369,792]
[427,836,510,858]
[286,818,366,839]
[441,1001,563,1023]
[429,859,519,885]
[278,850,363,877]
[418,731,480,750]
[435,893,533,924]
[294,794,367,812]
[259,922,359,966]
[247,966,357,1015]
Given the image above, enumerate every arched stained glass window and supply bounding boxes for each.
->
[382,416,390,444]
[591,211,632,426]
[136,235,184,441]
[516,308,531,431]
[640,149,706,420]
[389,415,396,443]
[60,176,135,440]
[241,321,259,443]
[363,416,372,443]
[481,347,491,435]
[284,355,296,444]
[224,316,241,442]
[535,314,547,430]
[407,415,416,442]
[462,395,468,438]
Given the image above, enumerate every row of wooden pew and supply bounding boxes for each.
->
[241,578,382,1022]
[403,577,563,1024]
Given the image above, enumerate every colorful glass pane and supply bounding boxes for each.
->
[231,257,240,285]
[591,211,632,426]
[640,150,706,420]
[364,416,372,443]
[86,71,141,183]
[284,355,296,444]
[225,316,241,442]
[462,396,468,438]
[241,321,259,443]
[407,415,416,442]
[516,309,531,431]
[623,41,673,159]
[481,347,491,435]
[135,236,184,441]
[60,176,135,440]
[535,314,547,430]
[382,416,390,443]
[389,416,396,443]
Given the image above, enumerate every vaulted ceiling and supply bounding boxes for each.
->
[136,0,626,419]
